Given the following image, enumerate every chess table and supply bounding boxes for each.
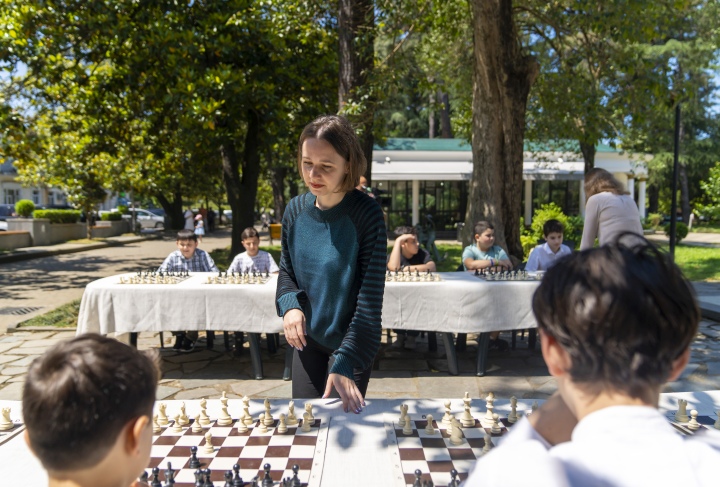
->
[76,272,540,379]
[3,392,719,486]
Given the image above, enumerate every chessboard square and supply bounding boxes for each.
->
[698,415,715,426]
[150,445,173,458]
[395,428,419,438]
[168,445,195,458]
[282,467,310,484]
[247,436,272,446]
[239,445,269,458]
[160,455,190,471]
[295,426,319,437]
[267,434,295,446]
[173,468,198,484]
[228,426,251,436]
[422,447,451,462]
[291,435,317,446]
[285,458,313,471]
[208,426,233,437]
[467,438,484,449]
[175,435,204,446]
[154,435,182,446]
[427,460,455,472]
[396,436,423,448]
[288,444,315,458]
[220,435,250,447]
[419,437,447,449]
[208,455,241,472]
[448,448,477,461]
[405,471,434,486]
[214,446,243,458]
[399,447,426,461]
[451,458,478,474]
[400,459,431,477]
[462,428,485,439]
[265,446,292,457]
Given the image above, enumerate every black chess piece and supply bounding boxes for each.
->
[447,469,460,487]
[194,469,204,487]
[290,465,301,487]
[224,470,233,487]
[250,476,259,487]
[189,445,200,469]
[262,463,273,487]
[232,463,244,487]
[474,269,479,276]
[204,469,214,487]
[413,469,423,487]
[164,462,175,486]
[151,467,162,487]
[139,471,149,483]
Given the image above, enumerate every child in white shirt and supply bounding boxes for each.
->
[228,227,279,274]
[525,219,572,272]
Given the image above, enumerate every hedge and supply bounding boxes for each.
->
[100,211,123,221]
[15,199,35,217]
[33,209,82,223]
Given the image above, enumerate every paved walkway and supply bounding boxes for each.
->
[1,228,718,402]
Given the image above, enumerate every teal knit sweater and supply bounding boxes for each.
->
[275,190,387,379]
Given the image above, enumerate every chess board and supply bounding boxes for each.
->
[203,274,272,285]
[0,422,25,447]
[148,417,329,487]
[385,271,443,283]
[118,273,191,285]
[472,270,539,281]
[384,413,515,487]
[665,412,718,435]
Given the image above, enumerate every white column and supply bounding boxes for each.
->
[627,174,635,201]
[638,179,647,218]
[524,179,533,225]
[412,180,420,226]
[579,183,586,218]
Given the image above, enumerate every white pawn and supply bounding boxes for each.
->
[441,400,454,425]
[305,403,315,423]
[171,414,183,433]
[236,417,248,434]
[203,431,215,454]
[482,431,494,454]
[287,401,298,426]
[256,413,268,433]
[425,414,436,435]
[449,418,464,446]
[192,414,203,433]
[217,405,232,426]
[277,413,288,434]
[152,414,161,434]
[507,396,518,424]
[157,403,169,426]
[0,408,13,431]
[403,413,413,436]
[491,413,502,434]
[715,411,720,430]
[688,410,701,431]
[675,399,689,422]
[301,412,312,432]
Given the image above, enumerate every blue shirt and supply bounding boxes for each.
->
[461,244,509,270]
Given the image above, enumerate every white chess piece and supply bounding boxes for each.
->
[203,431,215,454]
[688,410,701,431]
[398,404,407,427]
[217,406,232,426]
[425,414,436,435]
[236,418,248,433]
[287,401,298,426]
[301,412,312,432]
[461,404,475,428]
[482,431,493,453]
[305,403,315,423]
[0,407,13,431]
[257,413,268,433]
[441,400,454,425]
[715,410,720,430]
[277,413,288,434]
[192,414,203,433]
[675,399,689,422]
[264,399,274,426]
[507,396,518,424]
[491,413,502,434]
[221,391,229,408]
[449,418,464,445]
[178,402,190,426]
[157,403,169,426]
[171,414,183,433]
[482,392,495,427]
[152,414,161,434]
[403,413,413,436]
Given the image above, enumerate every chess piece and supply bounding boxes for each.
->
[164,462,175,485]
[243,398,254,426]
[305,403,314,423]
[150,467,161,487]
[715,411,720,430]
[675,399,689,422]
[152,414,161,434]
[424,414,436,435]
[482,431,493,453]
[224,470,233,487]
[413,469,423,487]
[203,431,215,454]
[232,464,244,487]
[277,413,288,434]
[461,404,475,428]
[264,399,274,426]
[482,392,495,427]
[403,413,413,435]
[257,413,268,433]
[189,446,200,469]
[530,401,539,415]
[301,412,312,432]
[200,398,211,425]
[204,469,214,487]
[449,418,464,445]
[178,402,190,426]
[398,404,407,427]
[192,414,204,433]
[441,400,454,425]
[217,406,233,426]
[286,400,298,425]
[221,391,229,408]
[262,463,273,487]
[172,414,183,433]
[688,410,701,431]
[236,416,249,433]
[507,396,518,424]
[448,468,460,487]
[491,413,502,434]
[158,402,169,426]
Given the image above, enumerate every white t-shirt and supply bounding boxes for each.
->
[228,250,279,274]
[183,209,195,230]
[525,242,572,272]
[464,406,720,487]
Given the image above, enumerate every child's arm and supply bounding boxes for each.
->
[386,234,413,271]
[495,247,513,270]
[525,247,539,272]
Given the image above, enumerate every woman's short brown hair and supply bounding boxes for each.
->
[297,115,367,193]
[584,168,628,200]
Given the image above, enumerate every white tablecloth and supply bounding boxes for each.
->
[77,272,539,335]
[3,392,719,486]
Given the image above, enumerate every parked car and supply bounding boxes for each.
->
[0,204,18,231]
[107,208,165,229]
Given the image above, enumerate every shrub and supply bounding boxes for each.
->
[100,211,123,221]
[15,199,35,217]
[33,209,82,223]
[117,204,128,214]
[663,222,689,243]
[527,203,581,254]
[648,213,663,229]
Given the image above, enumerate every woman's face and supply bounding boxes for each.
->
[301,138,349,199]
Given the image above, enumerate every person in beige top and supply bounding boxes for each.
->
[580,168,643,250]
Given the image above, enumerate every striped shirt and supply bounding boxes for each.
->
[276,190,387,379]
[158,249,218,273]
[228,250,279,274]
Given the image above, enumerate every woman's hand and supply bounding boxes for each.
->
[323,373,365,414]
[283,308,307,351]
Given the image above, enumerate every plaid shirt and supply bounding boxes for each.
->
[158,249,218,273]
[228,250,279,274]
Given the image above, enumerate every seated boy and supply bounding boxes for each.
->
[465,236,720,486]
[158,229,219,352]
[525,219,572,272]
[386,226,436,350]
[228,227,279,274]
[23,334,159,487]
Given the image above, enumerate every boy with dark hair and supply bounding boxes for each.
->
[228,227,279,274]
[159,229,219,351]
[23,334,159,487]
[465,237,720,486]
[525,219,572,272]
[386,225,436,350]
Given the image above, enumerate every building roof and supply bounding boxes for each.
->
[374,138,620,153]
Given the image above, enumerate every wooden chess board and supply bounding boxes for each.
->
[665,412,717,435]
[148,417,328,487]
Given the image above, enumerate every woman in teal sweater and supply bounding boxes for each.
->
[276,115,387,414]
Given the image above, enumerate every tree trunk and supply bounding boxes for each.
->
[648,183,659,214]
[221,109,262,256]
[156,188,184,230]
[270,165,287,222]
[580,140,596,175]
[439,91,453,138]
[463,0,539,260]
[679,163,691,224]
[338,0,375,184]
[428,92,436,138]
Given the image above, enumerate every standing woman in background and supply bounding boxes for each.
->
[580,168,643,250]
[276,115,387,414]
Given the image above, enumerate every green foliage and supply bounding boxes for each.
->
[33,210,81,224]
[100,212,122,221]
[14,199,34,217]
[117,205,129,215]
[648,213,664,229]
[664,222,689,243]
[695,162,720,221]
[523,204,582,259]
[18,300,81,329]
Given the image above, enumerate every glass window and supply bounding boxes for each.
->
[32,189,40,205]
[3,188,20,205]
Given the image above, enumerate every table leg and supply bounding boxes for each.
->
[223,332,231,351]
[129,332,138,348]
[248,333,264,380]
[206,331,215,350]
[158,332,164,349]
[267,333,278,354]
[476,332,491,377]
[456,333,467,352]
[283,345,293,381]
[428,332,438,352]
[528,329,537,350]
[441,333,459,376]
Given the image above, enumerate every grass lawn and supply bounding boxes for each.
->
[18,299,81,328]
[691,223,720,234]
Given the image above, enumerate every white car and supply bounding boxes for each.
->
[105,208,165,229]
